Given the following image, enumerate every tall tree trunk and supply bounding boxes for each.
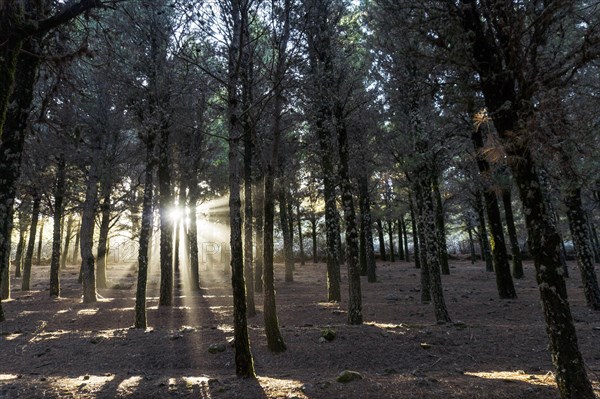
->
[502,188,524,278]
[80,157,100,304]
[297,202,305,266]
[402,215,410,263]
[409,197,420,269]
[358,174,376,282]
[243,119,256,316]
[72,219,80,265]
[475,194,494,272]
[253,174,264,293]
[376,218,387,262]
[565,187,600,310]
[49,157,66,297]
[310,215,318,263]
[188,177,200,292]
[135,135,155,329]
[336,115,362,324]
[96,183,111,290]
[589,222,600,264]
[433,173,450,275]
[397,218,405,261]
[157,124,173,307]
[387,220,395,262]
[60,215,73,270]
[472,128,516,298]
[14,219,27,278]
[467,224,476,264]
[414,188,431,304]
[278,185,294,283]
[228,0,257,374]
[22,193,40,292]
[36,220,44,265]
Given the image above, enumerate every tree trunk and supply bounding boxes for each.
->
[253,174,264,293]
[310,215,318,263]
[387,220,395,262]
[188,177,200,292]
[135,135,155,329]
[414,188,431,304]
[36,220,44,265]
[589,222,600,264]
[502,188,524,279]
[565,187,600,310]
[243,120,256,316]
[397,218,405,261]
[409,197,420,269]
[402,215,410,263]
[433,173,450,274]
[358,174,376,282]
[157,124,173,307]
[228,0,257,374]
[72,219,80,265]
[50,157,66,297]
[14,218,27,277]
[96,183,111,290]
[475,194,494,272]
[376,218,387,262]
[297,202,305,266]
[336,115,362,324]
[22,193,40,292]
[60,215,73,270]
[278,185,294,283]
[467,225,476,264]
[80,157,100,304]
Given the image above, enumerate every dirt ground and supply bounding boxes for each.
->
[1,258,600,399]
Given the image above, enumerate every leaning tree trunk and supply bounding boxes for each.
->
[358,174,376,282]
[80,158,100,304]
[96,182,111,290]
[135,134,155,329]
[433,173,450,275]
[565,187,600,310]
[22,193,40,292]
[49,157,66,297]
[336,116,362,325]
[278,185,294,283]
[502,188,524,279]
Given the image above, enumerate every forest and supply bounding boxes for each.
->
[1,0,600,398]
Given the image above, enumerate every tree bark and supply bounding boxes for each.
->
[96,182,111,290]
[187,177,200,292]
[474,193,494,272]
[414,188,431,304]
[243,114,256,316]
[402,215,410,263]
[80,155,100,304]
[502,188,524,279]
[157,123,173,307]
[253,174,264,293]
[60,215,73,270]
[310,215,318,263]
[278,185,294,283]
[376,218,387,262]
[22,193,40,292]
[72,219,80,265]
[297,202,305,266]
[358,174,376,282]
[565,187,600,310]
[433,173,449,274]
[409,197,420,269]
[50,157,66,297]
[36,220,44,266]
[397,218,405,261]
[387,220,395,262]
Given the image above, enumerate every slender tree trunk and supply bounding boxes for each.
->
[502,188,524,278]
[402,215,410,263]
[80,157,100,304]
[358,174,376,282]
[387,220,395,262]
[565,187,600,310]
[14,222,26,277]
[228,0,257,373]
[72,219,80,265]
[414,188,431,304]
[467,225,476,264]
[188,177,200,292]
[60,215,73,270]
[278,185,294,283]
[433,173,450,274]
[157,124,173,307]
[336,115,362,324]
[96,183,111,290]
[135,135,155,329]
[22,194,40,292]
[409,197,420,269]
[36,220,44,265]
[475,194,494,272]
[310,215,318,263]
[253,174,264,293]
[243,119,256,316]
[50,157,66,297]
[589,222,600,264]
[297,202,305,266]
[397,218,405,261]
[376,219,387,262]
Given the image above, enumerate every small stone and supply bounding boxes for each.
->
[336,370,362,383]
[385,293,400,301]
[208,343,226,354]
[300,383,314,392]
[83,375,90,380]
[321,328,336,341]
[453,321,467,329]
[319,337,327,343]
[169,334,183,341]
[420,342,431,350]
[179,326,195,333]
[332,309,343,315]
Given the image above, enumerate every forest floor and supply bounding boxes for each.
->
[1,258,600,398]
